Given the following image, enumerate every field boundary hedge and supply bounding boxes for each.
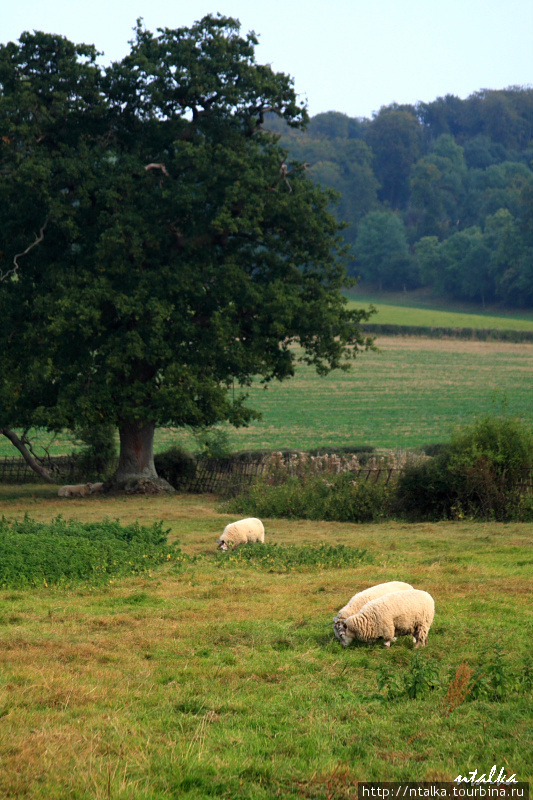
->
[361,323,533,341]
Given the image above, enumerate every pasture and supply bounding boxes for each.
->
[2,336,533,459]
[0,486,531,798]
[344,288,533,330]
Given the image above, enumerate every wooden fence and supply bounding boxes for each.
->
[174,463,423,494]
[0,455,79,484]
[1,454,532,496]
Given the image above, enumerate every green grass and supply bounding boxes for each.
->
[0,488,531,797]
[0,516,179,588]
[344,288,533,330]
[356,301,533,330]
[2,337,533,457]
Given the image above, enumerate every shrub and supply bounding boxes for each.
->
[193,427,233,460]
[72,424,117,479]
[396,415,533,521]
[395,452,456,521]
[226,471,395,523]
[154,446,197,489]
[447,415,533,518]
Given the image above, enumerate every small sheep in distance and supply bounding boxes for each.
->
[58,483,95,497]
[333,581,413,641]
[217,518,265,551]
[338,589,435,649]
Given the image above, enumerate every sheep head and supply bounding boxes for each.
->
[338,621,355,648]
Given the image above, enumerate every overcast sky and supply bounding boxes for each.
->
[2,0,532,119]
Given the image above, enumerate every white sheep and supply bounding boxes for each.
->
[338,589,435,649]
[333,581,413,641]
[58,483,95,497]
[217,517,265,551]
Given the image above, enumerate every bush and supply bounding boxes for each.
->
[226,471,395,523]
[193,427,233,460]
[72,424,117,479]
[397,415,533,521]
[448,414,533,518]
[154,446,197,490]
[395,452,456,521]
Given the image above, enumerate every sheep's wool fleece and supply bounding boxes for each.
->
[219,518,265,546]
[335,581,414,622]
[333,581,413,641]
[345,589,435,646]
[58,484,93,497]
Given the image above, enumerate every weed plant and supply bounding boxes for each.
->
[226,473,395,523]
[0,515,186,588]
[376,649,533,706]
[213,542,372,571]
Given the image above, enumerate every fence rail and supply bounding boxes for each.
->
[0,455,79,484]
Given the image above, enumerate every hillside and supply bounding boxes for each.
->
[270,87,533,308]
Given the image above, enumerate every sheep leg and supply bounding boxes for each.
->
[382,621,396,648]
[414,625,429,647]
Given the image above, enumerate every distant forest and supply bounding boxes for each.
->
[268,87,533,308]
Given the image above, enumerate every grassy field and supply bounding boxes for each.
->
[0,486,531,797]
[344,288,533,330]
[2,337,533,459]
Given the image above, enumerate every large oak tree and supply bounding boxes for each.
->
[0,16,372,490]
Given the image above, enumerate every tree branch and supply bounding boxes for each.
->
[0,427,56,483]
[145,163,169,177]
[1,220,49,283]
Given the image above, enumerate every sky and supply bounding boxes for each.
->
[2,0,532,119]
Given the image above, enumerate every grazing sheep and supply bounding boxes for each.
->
[217,517,265,551]
[333,581,413,641]
[338,589,435,649]
[58,483,94,497]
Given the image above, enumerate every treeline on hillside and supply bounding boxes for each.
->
[268,87,533,307]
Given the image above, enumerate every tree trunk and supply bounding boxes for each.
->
[110,421,174,493]
[0,427,55,483]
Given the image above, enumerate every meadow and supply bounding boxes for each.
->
[0,486,531,798]
[2,337,533,459]
[344,288,533,330]
[1,302,532,797]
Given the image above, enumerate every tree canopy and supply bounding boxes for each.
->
[0,17,372,489]
[274,88,533,305]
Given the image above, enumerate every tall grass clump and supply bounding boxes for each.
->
[0,515,185,588]
[397,414,533,520]
[214,542,372,571]
[225,451,414,523]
